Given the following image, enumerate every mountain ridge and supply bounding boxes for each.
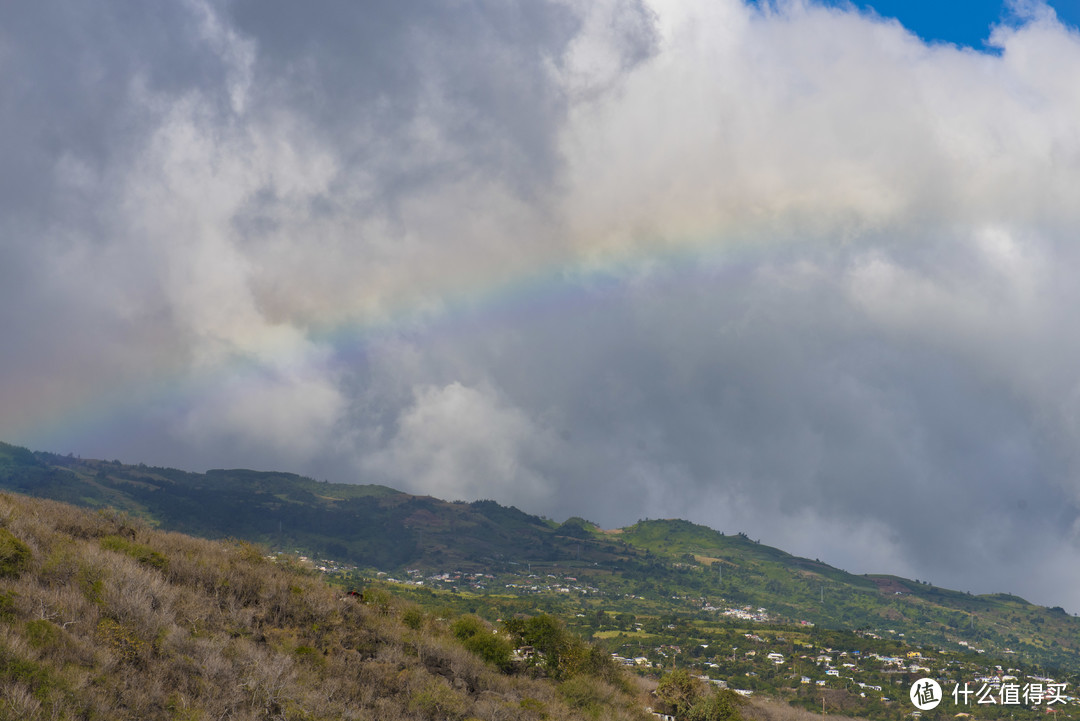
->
[1,440,1077,672]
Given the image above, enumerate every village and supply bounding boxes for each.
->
[617,627,1079,719]
[334,562,1080,720]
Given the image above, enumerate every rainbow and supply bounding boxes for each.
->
[18,220,799,459]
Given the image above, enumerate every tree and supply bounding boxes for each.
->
[655,668,703,716]
[504,614,613,680]
[452,615,513,672]
[685,689,746,721]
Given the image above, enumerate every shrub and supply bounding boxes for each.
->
[363,587,395,615]
[100,535,169,572]
[452,614,513,672]
[165,692,204,721]
[401,605,425,631]
[656,668,704,715]
[561,641,614,680]
[24,620,60,650]
[96,617,152,666]
[520,696,547,716]
[229,539,266,565]
[559,675,608,713]
[293,645,327,670]
[77,565,105,605]
[0,528,31,578]
[0,648,65,704]
[462,630,513,673]
[452,615,487,642]
[685,688,747,721]
[409,676,466,720]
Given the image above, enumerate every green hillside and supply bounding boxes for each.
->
[0,442,562,570]
[603,520,1080,670]
[2,441,1079,675]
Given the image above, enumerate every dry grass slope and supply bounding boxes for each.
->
[0,492,651,721]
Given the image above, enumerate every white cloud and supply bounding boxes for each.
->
[561,0,1080,260]
[364,382,558,507]
[9,0,1080,609]
[176,350,344,460]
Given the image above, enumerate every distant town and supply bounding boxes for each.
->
[304,555,1080,719]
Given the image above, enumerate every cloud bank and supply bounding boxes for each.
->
[3,0,1080,609]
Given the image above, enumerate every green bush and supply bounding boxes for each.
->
[165,692,204,721]
[463,630,513,672]
[401,606,425,630]
[519,696,546,714]
[0,528,31,578]
[0,647,64,703]
[96,618,152,666]
[0,591,15,622]
[656,668,703,715]
[453,614,513,671]
[24,620,60,649]
[363,587,394,615]
[559,675,608,714]
[100,535,168,571]
[408,677,465,719]
[685,689,746,721]
[293,645,327,670]
[77,565,105,604]
[451,614,486,641]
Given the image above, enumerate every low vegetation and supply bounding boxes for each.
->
[0,492,652,720]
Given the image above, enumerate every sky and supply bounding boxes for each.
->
[4,0,1080,611]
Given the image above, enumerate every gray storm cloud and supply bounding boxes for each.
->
[3,0,1080,609]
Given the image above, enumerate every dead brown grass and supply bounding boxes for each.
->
[0,492,651,721]
[744,695,865,721]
